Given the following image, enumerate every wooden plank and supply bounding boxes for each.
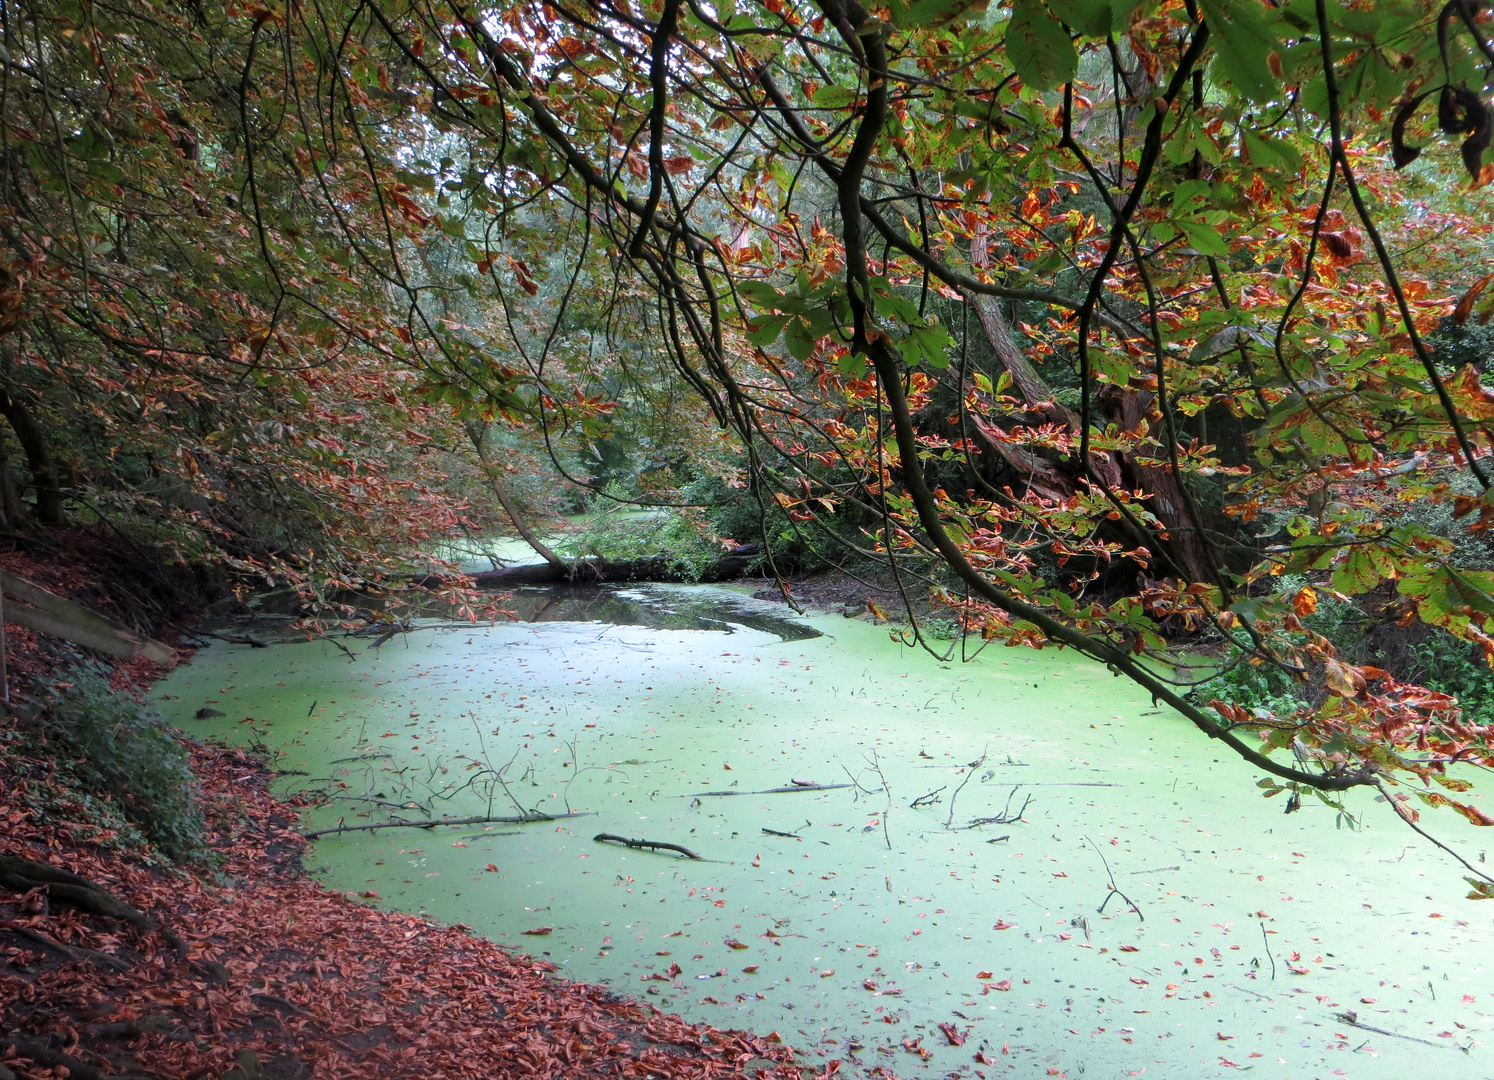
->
[0,570,175,666]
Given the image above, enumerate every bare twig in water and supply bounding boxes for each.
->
[686,782,852,797]
[964,787,1031,828]
[1260,920,1276,980]
[324,795,429,813]
[946,749,988,829]
[1332,1011,1466,1051]
[303,811,592,839]
[866,751,893,850]
[593,833,702,860]
[1086,835,1144,922]
[761,828,802,839]
[841,764,877,796]
[910,785,946,808]
[1375,780,1494,887]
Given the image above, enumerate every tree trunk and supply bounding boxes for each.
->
[963,293,1213,581]
[1114,389,1214,584]
[0,390,64,525]
[965,291,1077,428]
[466,423,568,570]
[0,425,21,529]
[963,291,1125,492]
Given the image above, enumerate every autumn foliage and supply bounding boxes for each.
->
[5,0,1494,816]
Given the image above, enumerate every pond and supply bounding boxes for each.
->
[154,583,1494,1079]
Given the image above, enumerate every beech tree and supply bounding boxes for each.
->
[11,0,1494,855]
[370,0,1494,831]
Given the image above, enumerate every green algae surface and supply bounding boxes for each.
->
[154,584,1494,1079]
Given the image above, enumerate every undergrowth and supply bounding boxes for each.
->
[1188,579,1494,723]
[8,664,205,863]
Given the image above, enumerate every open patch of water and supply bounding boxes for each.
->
[155,583,1494,1078]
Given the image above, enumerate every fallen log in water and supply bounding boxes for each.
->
[470,550,758,589]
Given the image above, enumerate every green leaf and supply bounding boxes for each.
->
[1198,0,1279,103]
[745,314,790,347]
[1241,129,1303,172]
[837,352,867,377]
[784,318,818,361]
[1048,0,1137,36]
[909,323,953,367]
[1007,0,1078,91]
[1175,219,1230,256]
[737,280,784,307]
[1170,178,1212,210]
[811,85,856,110]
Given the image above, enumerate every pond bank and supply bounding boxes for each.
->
[0,540,819,1080]
[0,741,807,1079]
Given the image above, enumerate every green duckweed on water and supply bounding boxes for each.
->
[154,583,1494,1079]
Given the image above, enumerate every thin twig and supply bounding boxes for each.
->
[1260,920,1276,980]
[1087,835,1143,922]
[866,751,893,851]
[1332,1012,1461,1051]
[1375,780,1494,886]
[963,787,1031,828]
[841,764,876,796]
[684,782,852,797]
[593,833,702,859]
[946,749,988,829]
[303,811,592,839]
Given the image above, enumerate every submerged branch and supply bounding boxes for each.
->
[593,832,702,859]
[303,811,594,839]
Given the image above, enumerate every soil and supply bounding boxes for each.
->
[0,532,831,1080]
[744,569,938,624]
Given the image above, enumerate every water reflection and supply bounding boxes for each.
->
[506,583,821,642]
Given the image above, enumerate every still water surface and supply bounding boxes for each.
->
[154,584,1494,1079]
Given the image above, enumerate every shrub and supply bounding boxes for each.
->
[558,484,725,581]
[17,665,204,862]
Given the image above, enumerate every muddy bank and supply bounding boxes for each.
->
[0,742,808,1080]
[744,570,931,622]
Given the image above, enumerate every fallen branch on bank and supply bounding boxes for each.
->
[303,811,594,839]
[0,1034,158,1080]
[593,833,702,860]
